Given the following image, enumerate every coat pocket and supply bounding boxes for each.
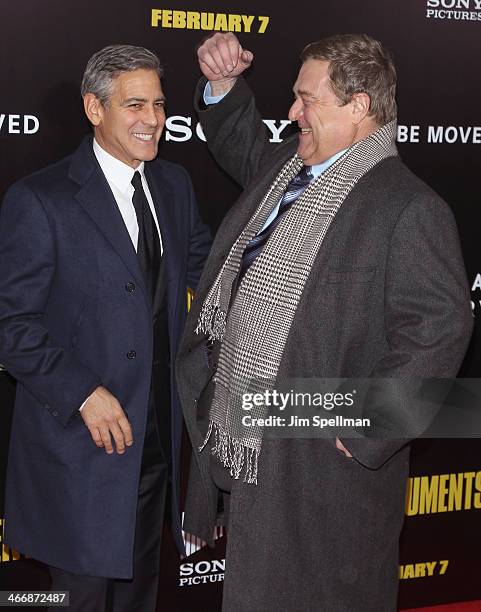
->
[327,266,377,284]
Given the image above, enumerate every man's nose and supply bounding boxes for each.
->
[288,98,303,122]
[142,105,158,127]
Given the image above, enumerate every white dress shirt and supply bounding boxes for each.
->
[93,139,163,254]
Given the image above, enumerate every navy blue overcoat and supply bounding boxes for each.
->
[0,136,210,577]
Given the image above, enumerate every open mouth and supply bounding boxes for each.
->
[133,133,154,141]
[300,128,312,135]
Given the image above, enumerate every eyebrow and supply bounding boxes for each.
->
[294,88,318,100]
[122,96,166,105]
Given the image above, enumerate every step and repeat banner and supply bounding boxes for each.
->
[1,1,480,610]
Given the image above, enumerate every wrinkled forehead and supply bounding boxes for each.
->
[293,59,332,95]
[110,68,163,97]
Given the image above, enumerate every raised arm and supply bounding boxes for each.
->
[196,33,271,188]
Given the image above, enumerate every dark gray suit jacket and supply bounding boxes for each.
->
[176,78,473,611]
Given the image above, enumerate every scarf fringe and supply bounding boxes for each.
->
[198,419,214,453]
[195,303,227,341]
[199,421,259,484]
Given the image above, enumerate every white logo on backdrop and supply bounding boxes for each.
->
[1,114,478,146]
[0,114,39,135]
[180,515,226,586]
[426,0,481,21]
[164,116,290,143]
[162,117,481,145]
[179,558,226,587]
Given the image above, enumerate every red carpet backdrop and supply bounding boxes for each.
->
[1,1,480,610]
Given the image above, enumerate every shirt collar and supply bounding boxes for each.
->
[93,139,145,194]
[310,148,348,179]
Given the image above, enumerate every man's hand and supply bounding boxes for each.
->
[197,33,253,96]
[80,386,133,455]
[336,437,353,458]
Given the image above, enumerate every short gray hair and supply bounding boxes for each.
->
[81,44,163,105]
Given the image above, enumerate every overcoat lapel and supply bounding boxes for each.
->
[69,137,148,301]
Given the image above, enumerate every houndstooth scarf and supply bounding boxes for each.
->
[195,121,398,484]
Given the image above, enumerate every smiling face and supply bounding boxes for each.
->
[288,59,362,165]
[84,68,165,168]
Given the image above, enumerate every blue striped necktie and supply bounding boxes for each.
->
[238,165,313,283]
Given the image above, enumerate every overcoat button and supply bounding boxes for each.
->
[127,350,137,359]
[125,282,136,292]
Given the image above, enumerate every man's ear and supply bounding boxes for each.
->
[351,92,371,124]
[83,93,104,127]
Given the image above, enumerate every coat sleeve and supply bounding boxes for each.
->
[195,76,272,189]
[183,169,212,291]
[341,193,473,469]
[0,183,102,426]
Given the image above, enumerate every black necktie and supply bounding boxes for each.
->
[238,165,313,283]
[131,171,161,304]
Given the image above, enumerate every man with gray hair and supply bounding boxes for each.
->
[177,33,472,610]
[0,44,210,610]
